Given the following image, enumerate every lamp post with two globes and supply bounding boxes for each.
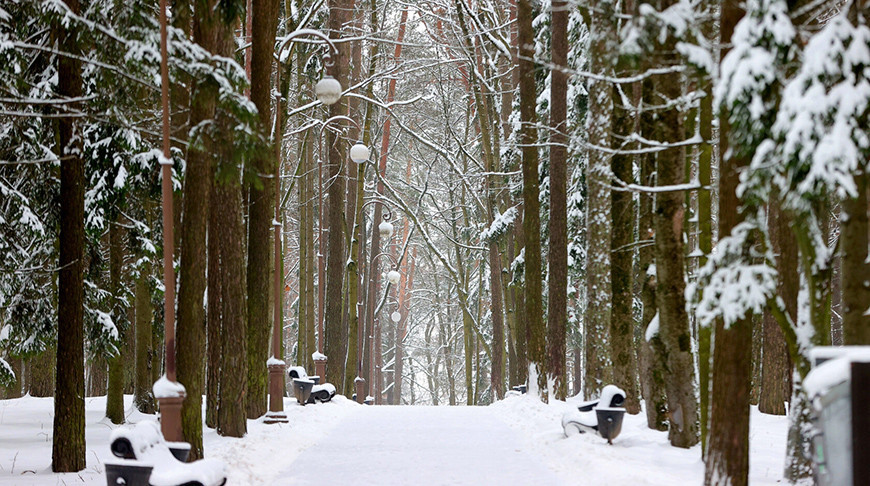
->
[266,30,344,423]
[313,116,369,384]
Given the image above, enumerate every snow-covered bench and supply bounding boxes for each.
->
[105,420,226,486]
[288,366,336,405]
[562,385,627,444]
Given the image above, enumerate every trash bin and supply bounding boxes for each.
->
[805,347,870,486]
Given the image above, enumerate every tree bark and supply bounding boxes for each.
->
[53,0,86,467]
[610,84,639,414]
[134,256,155,414]
[517,0,546,397]
[546,0,569,402]
[323,0,352,391]
[215,30,247,439]
[298,129,315,373]
[106,220,125,424]
[584,0,615,399]
[206,157,222,430]
[654,38,698,448]
[759,201,793,415]
[245,0,281,419]
[705,2,750,481]
[697,77,713,452]
[842,170,870,344]
[178,0,221,456]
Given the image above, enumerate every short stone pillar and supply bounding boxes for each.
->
[265,361,288,424]
[354,376,366,404]
[313,353,327,382]
[157,396,185,442]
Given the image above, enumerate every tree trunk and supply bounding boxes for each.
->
[106,220,125,424]
[2,358,22,398]
[53,0,86,467]
[697,78,714,452]
[178,0,220,457]
[705,3,750,481]
[216,175,248,438]
[584,0,615,400]
[517,0,546,397]
[298,129,314,373]
[29,350,55,397]
[206,159,222,430]
[546,0,569,402]
[134,256,155,414]
[323,0,352,391]
[245,0,281,419]
[215,31,247,439]
[759,201,793,415]
[654,47,698,448]
[610,84,639,414]
[842,171,870,344]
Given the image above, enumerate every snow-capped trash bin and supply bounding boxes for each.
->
[105,461,153,486]
[293,378,315,405]
[595,407,626,444]
[288,366,336,404]
[804,346,870,486]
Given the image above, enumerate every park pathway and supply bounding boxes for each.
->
[272,405,564,485]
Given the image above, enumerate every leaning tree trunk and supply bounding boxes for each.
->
[53,0,86,469]
[245,0,281,419]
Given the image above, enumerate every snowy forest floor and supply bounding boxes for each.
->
[0,394,788,485]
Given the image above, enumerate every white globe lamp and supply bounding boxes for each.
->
[350,143,370,164]
[314,76,342,105]
[379,221,394,239]
[387,270,401,286]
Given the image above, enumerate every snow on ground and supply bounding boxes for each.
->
[272,405,562,485]
[490,393,788,485]
[0,392,788,485]
[0,394,356,485]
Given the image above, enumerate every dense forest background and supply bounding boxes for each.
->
[1,0,868,484]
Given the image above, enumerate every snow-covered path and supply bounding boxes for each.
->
[272,405,564,485]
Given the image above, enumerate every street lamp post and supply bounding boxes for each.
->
[316,115,367,370]
[154,0,185,442]
[266,30,342,424]
[364,245,401,405]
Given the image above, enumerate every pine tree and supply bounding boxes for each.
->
[53,0,87,469]
[517,0,546,396]
[546,0,569,401]
[245,0,281,419]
